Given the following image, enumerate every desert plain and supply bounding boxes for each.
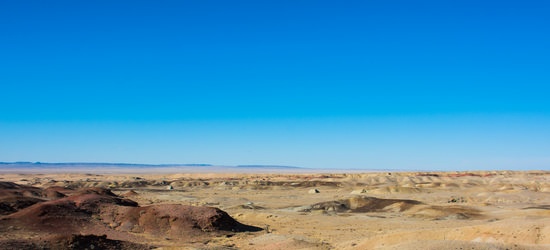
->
[0,169,549,250]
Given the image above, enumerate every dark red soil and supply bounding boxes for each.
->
[0,234,152,250]
[0,181,49,215]
[0,181,261,248]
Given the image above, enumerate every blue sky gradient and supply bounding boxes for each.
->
[1,1,549,170]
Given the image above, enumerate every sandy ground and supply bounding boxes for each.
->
[0,170,549,249]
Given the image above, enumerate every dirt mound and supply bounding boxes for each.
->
[0,196,44,215]
[73,187,119,196]
[247,180,342,190]
[103,204,262,237]
[0,182,17,190]
[303,196,483,220]
[0,182,70,202]
[113,180,151,188]
[306,196,422,213]
[366,185,422,194]
[1,184,261,247]
[4,188,138,233]
[4,186,257,235]
[347,196,422,212]
[42,188,67,199]
[3,198,95,234]
[43,186,74,195]
[66,192,138,213]
[0,181,43,197]
[0,182,47,215]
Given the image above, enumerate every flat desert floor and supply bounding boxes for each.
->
[1,170,549,249]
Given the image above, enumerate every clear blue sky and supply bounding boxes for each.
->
[1,1,549,170]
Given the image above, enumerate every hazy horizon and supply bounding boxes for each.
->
[1,1,549,171]
[3,161,540,173]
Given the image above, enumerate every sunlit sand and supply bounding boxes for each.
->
[1,167,548,249]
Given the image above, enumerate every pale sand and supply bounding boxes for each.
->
[1,170,548,249]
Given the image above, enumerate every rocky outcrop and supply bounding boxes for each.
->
[0,182,261,248]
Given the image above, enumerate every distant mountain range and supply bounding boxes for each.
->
[0,162,414,173]
[235,165,302,169]
[0,162,301,169]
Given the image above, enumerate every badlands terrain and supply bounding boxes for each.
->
[0,169,549,249]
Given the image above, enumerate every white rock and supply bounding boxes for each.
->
[308,189,320,194]
[350,189,368,195]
